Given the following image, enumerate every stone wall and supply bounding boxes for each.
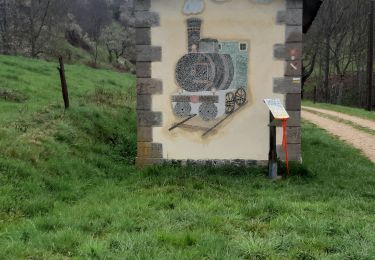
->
[275,0,303,161]
[135,0,303,166]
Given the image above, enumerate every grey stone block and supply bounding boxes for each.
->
[287,127,301,144]
[136,45,162,62]
[161,159,268,167]
[137,111,162,127]
[286,9,303,25]
[273,77,302,94]
[286,93,301,110]
[137,94,152,111]
[274,43,302,60]
[286,26,303,43]
[137,127,153,142]
[135,11,160,28]
[137,142,163,158]
[136,62,151,78]
[274,44,286,59]
[276,10,286,24]
[136,28,151,45]
[135,0,150,11]
[287,0,303,9]
[277,144,301,161]
[287,111,301,127]
[137,78,163,95]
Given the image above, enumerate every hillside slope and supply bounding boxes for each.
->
[0,54,136,159]
[0,55,139,247]
[0,56,374,259]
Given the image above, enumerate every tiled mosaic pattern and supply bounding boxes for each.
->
[172,18,249,121]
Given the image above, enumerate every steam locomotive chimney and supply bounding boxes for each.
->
[187,18,202,53]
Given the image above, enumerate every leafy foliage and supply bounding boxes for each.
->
[0,0,135,66]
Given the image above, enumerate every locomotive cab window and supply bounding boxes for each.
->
[239,43,248,51]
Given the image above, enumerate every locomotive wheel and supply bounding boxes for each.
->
[199,103,218,121]
[174,102,192,118]
[235,88,247,106]
[225,92,235,114]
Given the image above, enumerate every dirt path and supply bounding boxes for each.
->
[302,106,375,130]
[302,110,375,163]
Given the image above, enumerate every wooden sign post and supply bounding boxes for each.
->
[269,111,278,179]
[264,99,290,179]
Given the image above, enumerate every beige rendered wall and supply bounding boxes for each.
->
[150,0,286,161]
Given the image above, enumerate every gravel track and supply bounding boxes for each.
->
[302,106,375,130]
[302,110,375,163]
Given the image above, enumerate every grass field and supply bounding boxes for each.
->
[0,55,375,259]
[303,100,375,122]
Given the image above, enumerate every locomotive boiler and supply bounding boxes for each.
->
[172,18,249,121]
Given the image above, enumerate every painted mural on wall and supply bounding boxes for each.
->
[170,17,249,137]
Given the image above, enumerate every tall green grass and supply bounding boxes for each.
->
[0,55,135,123]
[303,100,375,121]
[0,55,374,259]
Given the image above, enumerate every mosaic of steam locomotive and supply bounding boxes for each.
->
[172,18,249,121]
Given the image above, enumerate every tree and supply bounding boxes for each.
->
[119,0,135,62]
[0,0,23,54]
[0,0,69,57]
[304,0,371,107]
[18,0,55,57]
[101,22,129,63]
[0,0,13,54]
[74,0,111,66]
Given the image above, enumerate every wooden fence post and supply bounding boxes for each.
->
[57,56,70,109]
